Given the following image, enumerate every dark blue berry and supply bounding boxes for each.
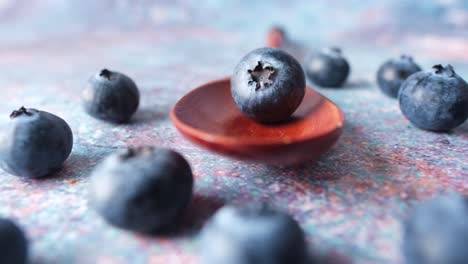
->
[231,47,306,123]
[305,47,350,88]
[200,204,308,264]
[399,64,468,132]
[0,218,28,264]
[403,193,468,264]
[83,69,140,123]
[88,147,193,233]
[377,55,422,98]
[0,107,73,178]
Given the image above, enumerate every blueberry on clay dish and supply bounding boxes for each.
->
[0,218,28,264]
[0,107,73,178]
[403,193,468,264]
[83,69,140,123]
[200,203,309,264]
[231,47,306,123]
[399,64,468,132]
[377,55,422,98]
[88,146,193,233]
[304,47,350,88]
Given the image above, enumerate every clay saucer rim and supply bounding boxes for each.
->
[170,77,345,147]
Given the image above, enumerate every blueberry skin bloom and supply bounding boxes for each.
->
[83,69,140,123]
[0,107,73,178]
[399,64,468,132]
[377,55,422,98]
[231,47,306,123]
[403,193,468,264]
[0,218,28,264]
[200,204,308,264]
[88,147,193,233]
[305,47,350,88]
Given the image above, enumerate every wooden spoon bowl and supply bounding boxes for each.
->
[170,77,344,165]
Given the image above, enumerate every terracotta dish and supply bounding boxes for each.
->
[170,77,344,165]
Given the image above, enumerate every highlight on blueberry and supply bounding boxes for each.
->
[231,47,306,123]
[200,203,308,264]
[377,55,422,98]
[88,146,193,233]
[83,69,140,123]
[0,107,73,178]
[0,218,28,264]
[399,64,468,132]
[305,47,350,88]
[403,193,468,264]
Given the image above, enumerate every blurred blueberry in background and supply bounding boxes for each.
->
[0,0,466,63]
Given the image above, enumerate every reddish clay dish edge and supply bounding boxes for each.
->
[170,77,344,165]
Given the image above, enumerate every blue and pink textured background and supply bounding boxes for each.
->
[0,1,467,263]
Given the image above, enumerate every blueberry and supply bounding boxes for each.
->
[0,107,73,178]
[0,218,28,264]
[88,146,193,233]
[200,203,308,264]
[305,47,350,88]
[231,47,306,123]
[377,55,422,98]
[399,64,468,131]
[403,193,468,264]
[83,69,140,123]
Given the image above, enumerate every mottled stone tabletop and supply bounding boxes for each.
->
[0,1,467,263]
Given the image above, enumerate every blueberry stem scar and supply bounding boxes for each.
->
[433,64,455,77]
[401,54,413,61]
[330,47,342,54]
[119,146,155,160]
[247,61,276,91]
[9,107,31,119]
[99,69,112,80]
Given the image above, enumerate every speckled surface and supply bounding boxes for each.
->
[0,1,467,264]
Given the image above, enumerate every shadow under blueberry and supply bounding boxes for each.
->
[308,78,372,90]
[342,78,373,89]
[29,258,48,264]
[314,250,353,264]
[30,151,102,181]
[451,120,468,135]
[146,193,225,238]
[127,107,169,125]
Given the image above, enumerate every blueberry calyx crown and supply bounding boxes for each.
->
[119,146,155,160]
[9,106,32,119]
[329,47,342,54]
[248,61,276,91]
[433,64,455,77]
[99,69,113,80]
[400,54,413,61]
[322,47,343,57]
[238,203,272,216]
